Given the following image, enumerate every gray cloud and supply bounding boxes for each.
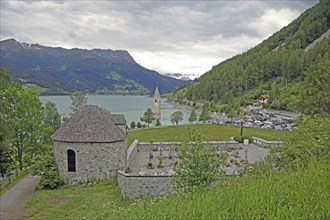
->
[0,0,318,76]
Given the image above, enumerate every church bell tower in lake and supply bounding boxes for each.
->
[153,87,161,120]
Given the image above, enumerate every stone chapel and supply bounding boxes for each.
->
[51,105,127,183]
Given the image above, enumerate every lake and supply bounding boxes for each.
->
[39,95,190,126]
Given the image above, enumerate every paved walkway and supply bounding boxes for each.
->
[0,175,41,220]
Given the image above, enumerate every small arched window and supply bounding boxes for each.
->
[155,99,158,103]
[67,150,76,172]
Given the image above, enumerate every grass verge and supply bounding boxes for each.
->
[25,160,329,219]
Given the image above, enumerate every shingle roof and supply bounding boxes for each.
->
[153,87,161,98]
[51,105,126,143]
[110,114,126,125]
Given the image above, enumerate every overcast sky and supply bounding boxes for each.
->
[0,0,318,78]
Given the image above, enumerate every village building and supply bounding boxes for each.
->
[51,105,127,184]
[257,95,269,104]
[153,86,161,119]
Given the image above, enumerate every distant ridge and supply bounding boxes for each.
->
[181,0,329,112]
[0,38,189,95]
[162,72,196,81]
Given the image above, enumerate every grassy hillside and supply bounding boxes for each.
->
[179,0,329,114]
[25,160,329,219]
[127,124,289,146]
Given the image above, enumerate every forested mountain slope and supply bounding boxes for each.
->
[0,39,188,95]
[184,0,329,115]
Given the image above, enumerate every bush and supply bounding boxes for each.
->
[234,135,253,143]
[137,122,142,128]
[173,129,227,191]
[33,154,63,189]
[130,121,136,129]
[273,116,330,170]
[39,164,64,189]
[147,161,154,169]
[262,103,270,108]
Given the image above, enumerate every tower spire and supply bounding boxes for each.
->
[153,86,160,98]
[153,87,161,120]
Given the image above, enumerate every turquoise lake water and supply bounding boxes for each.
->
[39,95,190,126]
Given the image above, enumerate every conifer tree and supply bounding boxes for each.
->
[300,52,330,117]
[199,107,211,123]
[140,108,155,127]
[188,109,197,123]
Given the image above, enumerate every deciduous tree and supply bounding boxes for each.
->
[42,101,62,142]
[170,111,183,125]
[140,108,155,127]
[0,83,44,170]
[70,91,87,113]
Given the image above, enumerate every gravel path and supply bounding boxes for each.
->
[0,175,41,220]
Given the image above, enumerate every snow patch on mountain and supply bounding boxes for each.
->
[162,73,198,81]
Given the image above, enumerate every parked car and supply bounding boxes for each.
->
[271,119,281,126]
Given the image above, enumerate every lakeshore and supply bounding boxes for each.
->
[39,95,191,126]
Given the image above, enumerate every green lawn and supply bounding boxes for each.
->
[127,124,289,146]
[25,160,329,219]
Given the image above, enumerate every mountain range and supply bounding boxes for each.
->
[0,39,189,95]
[163,73,199,81]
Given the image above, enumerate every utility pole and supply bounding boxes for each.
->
[240,121,244,136]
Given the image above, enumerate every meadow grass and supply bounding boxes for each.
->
[25,160,329,219]
[127,124,289,146]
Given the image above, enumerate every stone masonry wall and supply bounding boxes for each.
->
[252,137,283,147]
[137,141,238,151]
[118,171,173,198]
[54,140,126,184]
[126,139,139,169]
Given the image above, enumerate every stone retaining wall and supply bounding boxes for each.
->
[119,139,280,198]
[119,140,239,198]
[252,137,283,147]
[118,171,173,198]
[126,139,139,168]
[137,140,238,151]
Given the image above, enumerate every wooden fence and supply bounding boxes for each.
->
[0,168,30,191]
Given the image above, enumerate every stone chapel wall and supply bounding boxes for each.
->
[54,140,126,183]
